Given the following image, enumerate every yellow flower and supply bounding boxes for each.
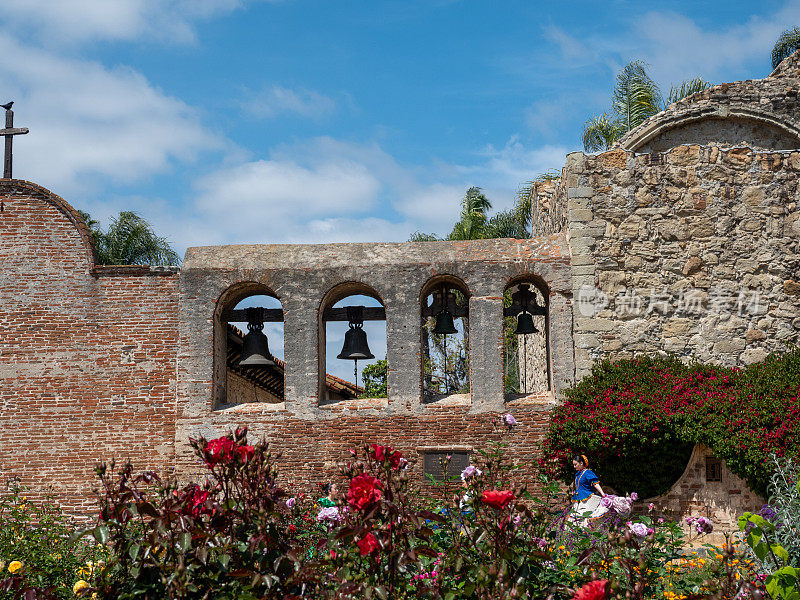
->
[73,580,90,595]
[8,561,23,574]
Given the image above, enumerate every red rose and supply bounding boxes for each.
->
[370,444,404,469]
[347,474,382,510]
[204,437,236,465]
[356,532,380,556]
[481,490,515,510]
[370,444,386,461]
[182,484,211,518]
[236,444,255,463]
[573,579,609,600]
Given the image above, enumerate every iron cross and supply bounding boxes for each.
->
[1,102,29,179]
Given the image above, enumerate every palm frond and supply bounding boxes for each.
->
[98,211,180,266]
[582,113,626,152]
[408,231,440,242]
[485,209,528,239]
[612,60,663,132]
[667,77,712,104]
[772,27,800,69]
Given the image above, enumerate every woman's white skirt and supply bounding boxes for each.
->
[569,494,608,527]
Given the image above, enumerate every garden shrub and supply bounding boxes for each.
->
[0,422,776,599]
[0,481,102,599]
[542,348,800,498]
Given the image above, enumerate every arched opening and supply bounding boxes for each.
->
[420,276,470,403]
[215,285,285,409]
[319,282,388,405]
[503,277,550,398]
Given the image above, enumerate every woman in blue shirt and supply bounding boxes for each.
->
[569,454,607,526]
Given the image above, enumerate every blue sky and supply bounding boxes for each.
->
[1,0,798,254]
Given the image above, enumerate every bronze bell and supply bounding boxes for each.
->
[238,324,275,367]
[514,312,538,335]
[337,323,374,360]
[337,306,375,361]
[433,308,458,335]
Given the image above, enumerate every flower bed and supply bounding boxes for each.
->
[3,420,796,599]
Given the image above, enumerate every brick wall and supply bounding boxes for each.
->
[0,181,179,516]
[177,238,575,489]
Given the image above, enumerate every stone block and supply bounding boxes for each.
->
[568,187,594,199]
[569,208,594,222]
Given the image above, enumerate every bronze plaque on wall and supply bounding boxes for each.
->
[423,451,470,481]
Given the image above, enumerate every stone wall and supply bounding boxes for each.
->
[0,180,575,513]
[177,237,575,487]
[648,444,764,544]
[617,52,800,153]
[0,181,179,516]
[561,145,800,379]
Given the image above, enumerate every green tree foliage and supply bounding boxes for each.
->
[772,27,800,69]
[582,61,712,152]
[409,185,536,243]
[359,359,388,398]
[78,210,180,266]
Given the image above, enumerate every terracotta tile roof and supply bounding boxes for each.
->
[227,324,362,399]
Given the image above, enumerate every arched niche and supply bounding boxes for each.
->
[318,282,387,405]
[420,275,471,403]
[213,283,284,409]
[503,276,550,398]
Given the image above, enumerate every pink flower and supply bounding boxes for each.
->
[503,413,519,427]
[286,497,296,509]
[460,464,482,481]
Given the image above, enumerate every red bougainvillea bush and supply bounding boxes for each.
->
[541,348,800,498]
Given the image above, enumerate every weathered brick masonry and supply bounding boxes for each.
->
[3,52,800,520]
[0,181,179,515]
[177,239,574,487]
[0,181,573,514]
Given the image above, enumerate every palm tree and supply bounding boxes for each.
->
[79,210,180,266]
[582,61,711,151]
[772,27,800,69]
[667,77,712,104]
[582,114,628,153]
[612,60,663,133]
[447,187,492,240]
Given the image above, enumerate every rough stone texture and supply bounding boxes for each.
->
[616,52,800,153]
[0,180,179,516]
[557,144,800,378]
[531,177,567,235]
[177,237,575,487]
[646,445,764,544]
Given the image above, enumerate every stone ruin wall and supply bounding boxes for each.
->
[0,180,574,515]
[557,145,800,380]
[647,444,764,545]
[177,238,574,489]
[616,51,800,154]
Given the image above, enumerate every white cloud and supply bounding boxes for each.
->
[163,134,570,251]
[0,33,217,195]
[195,156,381,220]
[0,0,262,45]
[241,86,338,120]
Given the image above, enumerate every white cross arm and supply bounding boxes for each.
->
[0,127,29,136]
